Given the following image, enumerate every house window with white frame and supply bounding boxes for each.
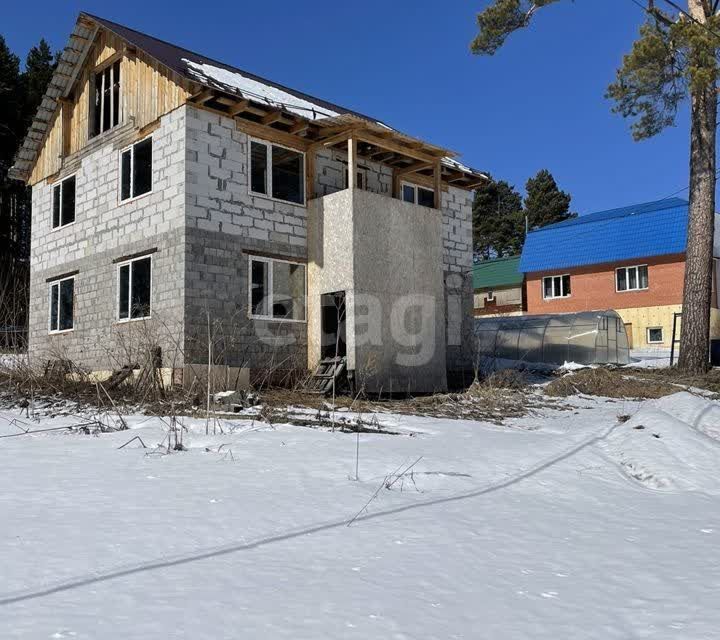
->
[120,137,152,201]
[92,59,121,137]
[401,182,435,208]
[249,256,306,321]
[646,327,664,344]
[117,256,152,321]
[249,139,305,205]
[616,265,649,292]
[48,276,75,333]
[543,274,571,299]
[51,175,76,229]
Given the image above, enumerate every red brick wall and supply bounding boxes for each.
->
[526,254,686,314]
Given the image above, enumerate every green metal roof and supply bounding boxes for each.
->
[473,256,524,290]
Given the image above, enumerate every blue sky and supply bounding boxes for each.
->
[4,0,695,214]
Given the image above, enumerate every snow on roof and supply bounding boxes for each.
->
[183,59,341,121]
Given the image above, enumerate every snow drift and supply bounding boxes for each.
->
[601,392,720,493]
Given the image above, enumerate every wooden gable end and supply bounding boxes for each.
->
[29,26,194,186]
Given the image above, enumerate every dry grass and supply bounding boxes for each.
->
[544,367,678,400]
[624,366,720,395]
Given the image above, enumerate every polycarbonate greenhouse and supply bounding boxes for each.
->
[473,311,631,367]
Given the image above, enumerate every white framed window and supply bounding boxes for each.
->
[117,255,152,321]
[48,276,75,333]
[543,274,571,299]
[646,327,664,344]
[249,138,305,205]
[248,255,306,322]
[616,265,649,292]
[51,174,76,229]
[92,58,121,137]
[486,290,495,302]
[120,136,153,202]
[401,182,435,208]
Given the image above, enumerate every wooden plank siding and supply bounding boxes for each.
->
[29,28,192,186]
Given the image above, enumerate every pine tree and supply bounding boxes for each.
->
[524,169,575,230]
[472,174,524,259]
[471,0,719,374]
[21,39,56,135]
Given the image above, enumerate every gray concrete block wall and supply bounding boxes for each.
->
[27,107,187,370]
[183,105,307,371]
[442,187,475,376]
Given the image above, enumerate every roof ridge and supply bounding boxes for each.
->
[474,255,521,265]
[529,198,688,234]
[80,12,380,124]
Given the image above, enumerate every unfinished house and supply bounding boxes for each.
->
[9,13,485,393]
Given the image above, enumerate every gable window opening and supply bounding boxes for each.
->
[616,265,649,292]
[401,182,435,208]
[51,174,76,229]
[249,139,305,205]
[117,256,152,321]
[249,256,306,322]
[49,276,75,333]
[92,59,121,137]
[543,274,571,300]
[120,136,153,202]
[647,327,664,344]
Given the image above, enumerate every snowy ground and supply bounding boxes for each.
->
[629,348,673,368]
[2,391,720,639]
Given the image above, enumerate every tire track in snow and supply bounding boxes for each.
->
[0,417,628,606]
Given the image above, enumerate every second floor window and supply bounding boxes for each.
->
[120,137,153,201]
[616,265,649,292]
[402,183,435,208]
[250,140,305,205]
[92,59,121,136]
[118,256,152,321]
[52,175,76,229]
[543,274,571,299]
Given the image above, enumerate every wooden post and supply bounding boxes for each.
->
[59,98,72,159]
[306,149,315,201]
[433,160,442,209]
[347,137,357,190]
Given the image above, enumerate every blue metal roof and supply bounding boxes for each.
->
[520,198,689,273]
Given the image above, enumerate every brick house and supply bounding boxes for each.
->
[472,256,525,316]
[520,199,720,350]
[9,13,485,393]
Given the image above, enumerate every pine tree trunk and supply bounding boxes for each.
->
[678,1,717,374]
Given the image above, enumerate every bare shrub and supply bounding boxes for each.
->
[483,368,527,390]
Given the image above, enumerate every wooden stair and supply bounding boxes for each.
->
[303,357,347,394]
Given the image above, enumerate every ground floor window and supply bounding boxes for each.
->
[543,274,571,299]
[49,276,74,333]
[646,327,664,344]
[249,256,306,321]
[117,256,152,321]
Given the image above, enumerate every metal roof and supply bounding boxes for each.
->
[472,256,523,290]
[520,198,690,273]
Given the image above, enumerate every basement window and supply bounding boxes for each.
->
[51,175,76,229]
[616,265,649,292]
[48,276,75,333]
[117,256,152,321]
[543,274,571,299]
[120,137,153,201]
[647,327,664,344]
[92,59,121,137]
[401,182,435,208]
[249,256,306,322]
[249,139,305,205]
